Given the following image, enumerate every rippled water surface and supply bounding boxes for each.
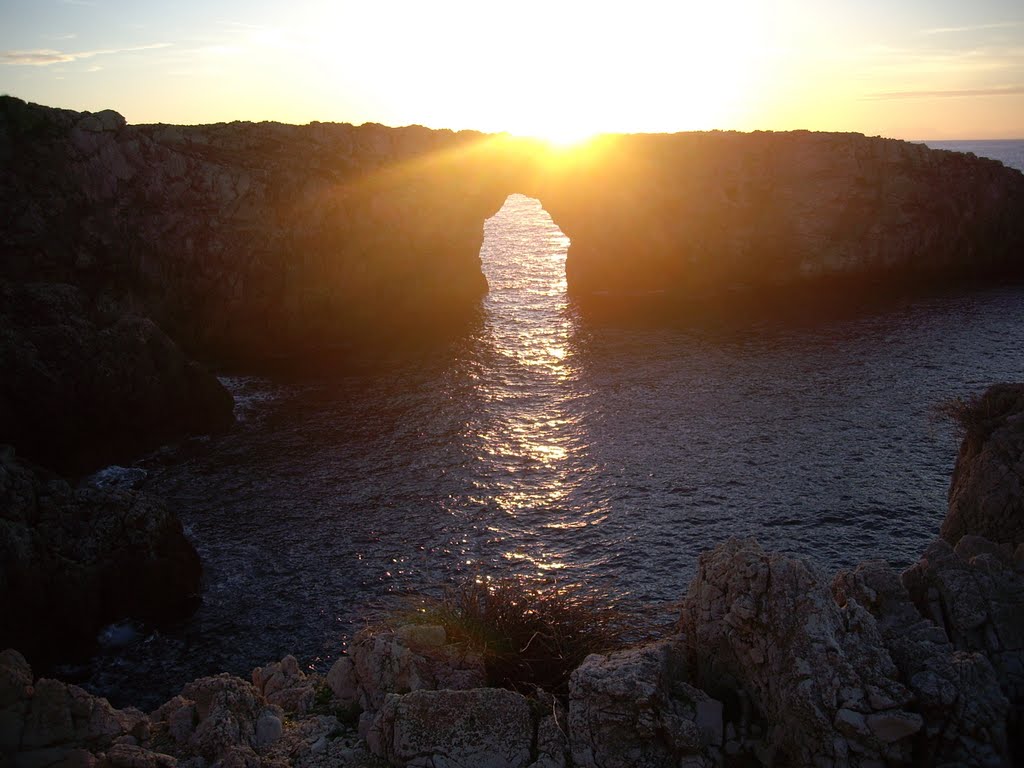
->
[71,141,1024,708]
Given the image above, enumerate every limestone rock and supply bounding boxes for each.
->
[568,639,716,768]
[178,674,265,760]
[325,658,358,709]
[0,651,149,765]
[366,688,534,768]
[680,538,920,766]
[902,536,1024,758]
[834,559,1011,766]
[942,383,1024,548]
[0,451,202,664]
[349,625,485,714]
[252,656,316,715]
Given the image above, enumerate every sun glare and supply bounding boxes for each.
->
[537,125,599,148]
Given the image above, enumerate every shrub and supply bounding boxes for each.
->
[393,577,633,696]
[935,384,1024,442]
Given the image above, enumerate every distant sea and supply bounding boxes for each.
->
[920,139,1024,173]
[66,138,1024,709]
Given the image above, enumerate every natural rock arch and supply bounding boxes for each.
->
[2,96,1023,365]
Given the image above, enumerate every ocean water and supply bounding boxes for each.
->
[922,139,1024,172]
[66,140,1024,709]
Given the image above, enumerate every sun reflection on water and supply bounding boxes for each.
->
[461,193,602,577]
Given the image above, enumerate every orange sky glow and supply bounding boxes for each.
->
[1,0,1022,140]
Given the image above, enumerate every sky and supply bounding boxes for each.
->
[0,0,1022,140]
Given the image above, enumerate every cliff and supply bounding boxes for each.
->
[3,97,1023,366]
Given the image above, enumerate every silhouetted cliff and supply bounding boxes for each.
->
[3,97,1023,365]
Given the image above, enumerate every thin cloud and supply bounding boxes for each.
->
[864,85,1024,100]
[1,42,170,66]
[60,0,97,5]
[921,21,1022,36]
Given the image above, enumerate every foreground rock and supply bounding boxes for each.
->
[680,538,924,766]
[0,650,384,768]
[942,382,1024,548]
[367,688,539,768]
[0,281,234,474]
[568,640,722,768]
[0,450,202,663]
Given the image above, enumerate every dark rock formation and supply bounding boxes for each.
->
[568,640,716,768]
[0,449,202,664]
[0,648,152,766]
[0,96,510,364]
[3,96,1022,367]
[679,538,924,767]
[903,536,1024,758]
[367,688,539,768]
[942,383,1024,548]
[0,281,234,474]
[534,132,1024,300]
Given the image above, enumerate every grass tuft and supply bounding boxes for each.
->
[393,577,633,696]
[935,384,1024,442]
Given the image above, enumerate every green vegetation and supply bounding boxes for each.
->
[394,577,633,695]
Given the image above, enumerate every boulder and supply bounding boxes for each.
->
[349,625,486,715]
[568,640,716,768]
[366,688,535,768]
[942,383,1024,548]
[902,536,1024,758]
[252,655,316,715]
[0,650,151,764]
[835,559,1011,766]
[0,450,202,664]
[0,281,234,474]
[177,674,265,758]
[679,538,921,766]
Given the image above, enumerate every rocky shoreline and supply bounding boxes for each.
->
[2,383,1022,767]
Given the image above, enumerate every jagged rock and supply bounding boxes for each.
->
[150,696,195,745]
[366,688,535,768]
[102,743,176,768]
[902,536,1024,759]
[943,383,1024,548]
[176,674,266,761]
[568,640,716,768]
[252,656,316,715]
[0,650,148,765]
[349,625,486,715]
[325,658,358,709]
[680,538,921,766]
[0,281,234,474]
[834,560,1011,766]
[0,451,202,664]
[0,649,32,752]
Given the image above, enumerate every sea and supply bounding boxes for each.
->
[66,139,1024,710]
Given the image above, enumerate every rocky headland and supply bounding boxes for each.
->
[2,96,1023,367]
[2,382,1023,767]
